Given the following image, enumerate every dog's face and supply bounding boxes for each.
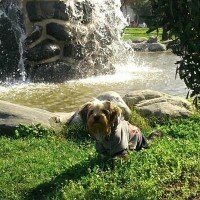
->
[79,100,121,142]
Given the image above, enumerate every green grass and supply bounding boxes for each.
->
[0,112,200,200]
[123,28,163,41]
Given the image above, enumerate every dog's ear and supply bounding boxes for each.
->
[104,101,121,126]
[79,102,92,121]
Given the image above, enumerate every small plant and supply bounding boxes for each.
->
[129,109,151,133]
[15,123,53,139]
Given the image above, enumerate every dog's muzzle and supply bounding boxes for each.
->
[93,115,101,123]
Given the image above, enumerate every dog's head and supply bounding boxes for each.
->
[79,99,121,141]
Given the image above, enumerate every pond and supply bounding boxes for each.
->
[0,51,187,113]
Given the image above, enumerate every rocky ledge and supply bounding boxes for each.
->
[131,36,167,52]
[0,90,193,135]
[0,100,62,135]
[123,90,192,119]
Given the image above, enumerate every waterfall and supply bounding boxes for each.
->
[0,0,133,83]
[63,0,133,74]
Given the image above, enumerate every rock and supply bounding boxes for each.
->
[63,44,85,60]
[0,52,20,81]
[24,25,43,46]
[162,39,173,45]
[0,16,20,81]
[63,44,73,57]
[147,36,158,43]
[46,23,72,41]
[0,17,19,51]
[162,40,179,50]
[96,91,131,120]
[26,1,69,22]
[75,1,93,24]
[124,90,164,105]
[25,39,61,62]
[0,100,60,135]
[132,37,148,43]
[148,43,166,52]
[132,35,166,52]
[123,90,192,119]
[54,112,75,124]
[132,42,149,51]
[30,60,77,83]
[132,42,166,52]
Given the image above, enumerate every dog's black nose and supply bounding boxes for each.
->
[94,115,100,122]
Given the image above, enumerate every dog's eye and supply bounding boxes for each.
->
[102,109,110,115]
[88,110,94,117]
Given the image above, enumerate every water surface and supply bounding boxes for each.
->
[0,52,187,112]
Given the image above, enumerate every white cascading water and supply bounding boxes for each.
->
[63,0,134,74]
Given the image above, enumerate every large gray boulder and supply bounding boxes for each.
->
[131,36,166,52]
[131,37,148,43]
[132,42,166,52]
[0,100,61,135]
[123,90,192,119]
[148,43,166,52]
[131,42,149,51]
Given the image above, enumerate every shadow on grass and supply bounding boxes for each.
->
[63,124,92,142]
[27,156,114,200]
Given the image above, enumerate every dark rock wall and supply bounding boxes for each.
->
[24,0,98,82]
[0,15,20,81]
[26,1,70,22]
[0,0,24,82]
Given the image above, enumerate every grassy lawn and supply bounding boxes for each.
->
[123,28,163,41]
[0,112,200,200]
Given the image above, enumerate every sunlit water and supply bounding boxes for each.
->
[0,52,187,113]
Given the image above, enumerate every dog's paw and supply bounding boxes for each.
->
[114,149,129,159]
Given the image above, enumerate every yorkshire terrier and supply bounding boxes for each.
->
[78,99,148,158]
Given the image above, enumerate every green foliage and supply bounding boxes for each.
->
[146,0,200,106]
[15,123,53,139]
[157,113,200,139]
[0,113,199,199]
[129,0,152,24]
